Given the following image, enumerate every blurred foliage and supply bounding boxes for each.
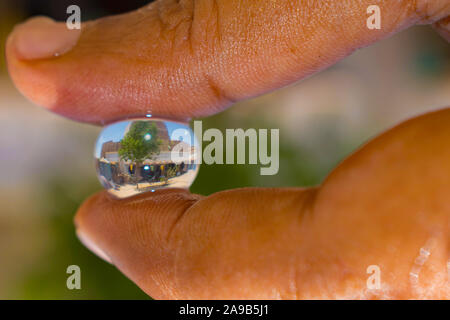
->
[15,178,149,299]
[15,178,148,299]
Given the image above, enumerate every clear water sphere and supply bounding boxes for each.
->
[94,118,200,198]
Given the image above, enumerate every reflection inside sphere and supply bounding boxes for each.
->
[94,119,199,198]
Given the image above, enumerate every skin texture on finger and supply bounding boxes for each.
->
[76,107,450,299]
[6,0,450,123]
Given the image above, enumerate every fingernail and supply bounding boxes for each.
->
[10,16,81,60]
[76,229,113,264]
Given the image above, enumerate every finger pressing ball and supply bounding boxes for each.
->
[94,117,200,198]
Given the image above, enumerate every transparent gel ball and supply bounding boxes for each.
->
[94,118,200,198]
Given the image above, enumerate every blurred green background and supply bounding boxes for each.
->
[0,0,449,299]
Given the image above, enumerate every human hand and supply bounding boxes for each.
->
[6,0,450,299]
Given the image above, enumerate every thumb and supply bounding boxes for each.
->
[6,0,450,123]
[75,108,450,299]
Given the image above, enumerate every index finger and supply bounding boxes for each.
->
[6,0,449,123]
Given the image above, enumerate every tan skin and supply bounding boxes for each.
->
[6,0,450,299]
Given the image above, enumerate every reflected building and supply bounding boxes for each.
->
[100,141,121,162]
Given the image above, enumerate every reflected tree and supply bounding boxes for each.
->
[118,121,161,181]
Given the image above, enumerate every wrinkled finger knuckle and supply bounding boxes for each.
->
[156,0,233,107]
[155,0,221,54]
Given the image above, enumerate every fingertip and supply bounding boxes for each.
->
[74,190,105,233]
[8,16,81,61]
[6,20,76,119]
[74,189,202,297]
[74,191,114,263]
[76,229,113,264]
[74,188,201,244]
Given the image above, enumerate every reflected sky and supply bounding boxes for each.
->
[94,120,197,158]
